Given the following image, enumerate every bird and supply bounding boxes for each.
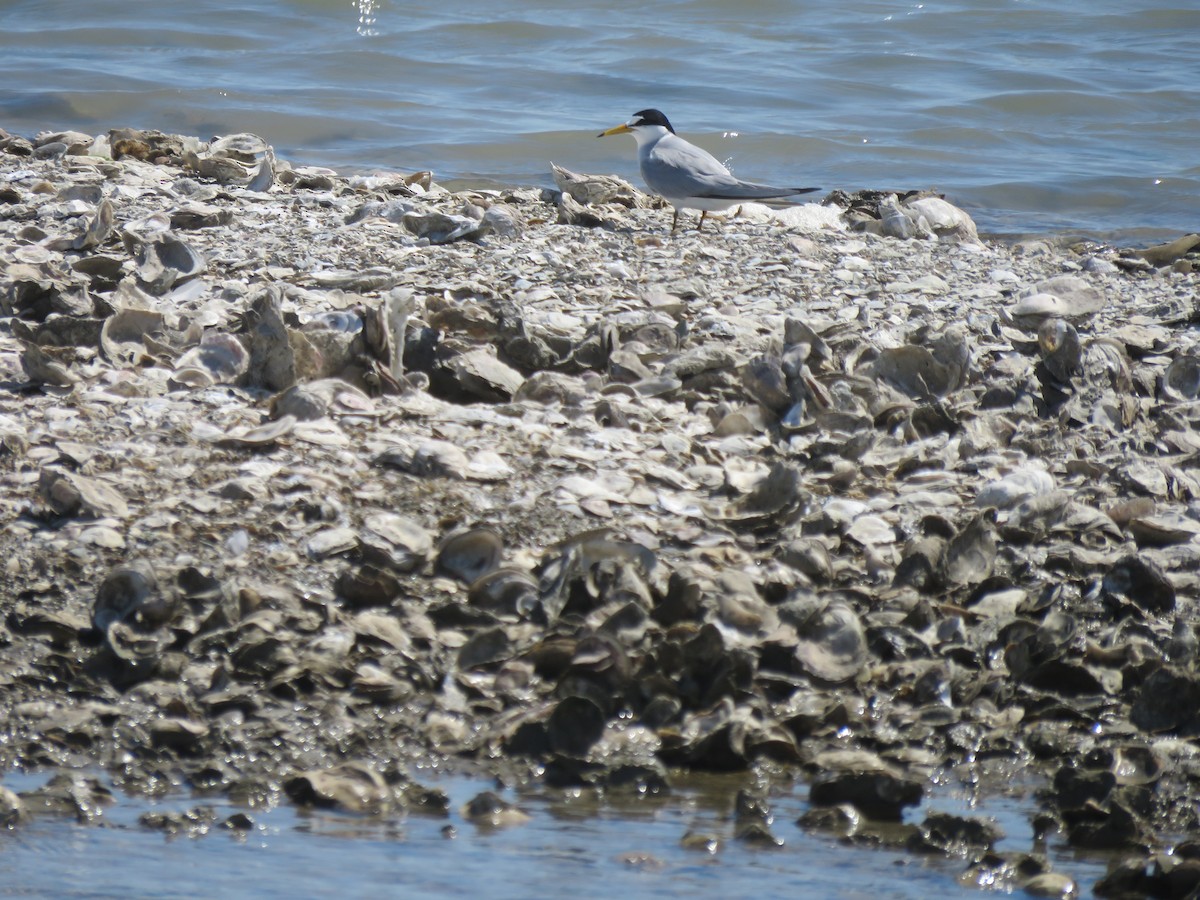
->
[598,108,819,233]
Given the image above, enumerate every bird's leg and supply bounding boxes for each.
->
[698,211,708,232]
[670,210,679,234]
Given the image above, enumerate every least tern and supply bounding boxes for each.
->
[599,108,820,233]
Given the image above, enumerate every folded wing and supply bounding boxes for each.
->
[646,141,818,201]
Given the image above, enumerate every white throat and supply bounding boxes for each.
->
[630,124,671,149]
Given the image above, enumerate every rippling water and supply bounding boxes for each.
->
[1,0,1196,240]
[0,770,1108,898]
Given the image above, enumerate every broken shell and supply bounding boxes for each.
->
[284,762,391,814]
[208,132,272,162]
[716,462,811,531]
[791,600,868,684]
[865,326,969,399]
[551,162,641,206]
[779,538,834,583]
[457,626,513,670]
[448,349,525,402]
[977,468,1056,509]
[247,145,275,192]
[1127,512,1200,547]
[942,511,998,586]
[904,196,979,241]
[40,467,130,519]
[1162,354,1200,402]
[270,378,373,421]
[436,528,503,584]
[537,534,659,624]
[0,785,23,828]
[100,307,167,367]
[1102,554,1175,614]
[171,333,250,388]
[72,254,126,290]
[375,438,477,480]
[1012,275,1107,322]
[306,526,360,561]
[403,209,490,243]
[1130,667,1200,733]
[214,415,296,448]
[547,695,607,757]
[73,198,114,251]
[336,565,401,608]
[170,202,235,230]
[378,288,414,381]
[461,791,530,827]
[132,232,207,293]
[361,512,433,572]
[1111,746,1162,786]
[740,356,793,413]
[912,812,1003,856]
[93,560,166,633]
[183,153,251,184]
[468,567,539,616]
[809,767,924,821]
[20,773,114,823]
[21,342,78,387]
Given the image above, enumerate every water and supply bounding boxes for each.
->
[0,0,1196,242]
[0,770,1110,898]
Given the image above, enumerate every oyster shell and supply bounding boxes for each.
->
[790,600,868,684]
[284,762,391,814]
[436,528,503,584]
[100,307,167,367]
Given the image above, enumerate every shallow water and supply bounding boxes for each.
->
[0,0,1196,241]
[0,768,1110,898]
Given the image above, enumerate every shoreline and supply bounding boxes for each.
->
[5,119,1189,248]
[437,173,1191,251]
[2,126,1200,896]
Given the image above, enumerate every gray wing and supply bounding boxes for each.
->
[645,137,818,200]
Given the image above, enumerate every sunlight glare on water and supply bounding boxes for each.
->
[355,0,378,37]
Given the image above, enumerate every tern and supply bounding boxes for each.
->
[599,108,820,233]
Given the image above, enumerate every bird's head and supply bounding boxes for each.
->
[598,108,676,139]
